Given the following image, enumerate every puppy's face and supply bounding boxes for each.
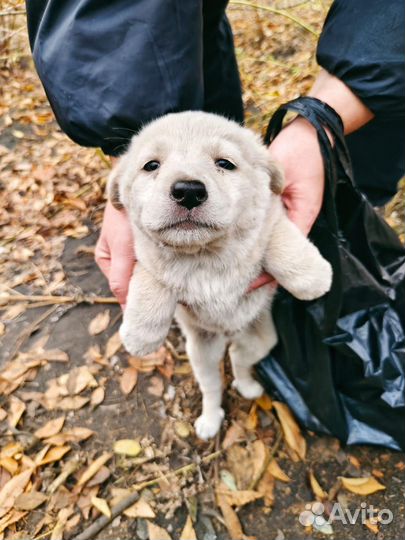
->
[111,112,282,250]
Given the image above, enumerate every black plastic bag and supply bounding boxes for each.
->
[256,97,405,451]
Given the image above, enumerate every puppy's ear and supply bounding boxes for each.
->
[107,156,128,210]
[268,159,284,195]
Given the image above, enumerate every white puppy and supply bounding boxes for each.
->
[109,111,332,440]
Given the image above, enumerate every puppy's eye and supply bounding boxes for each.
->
[143,160,160,172]
[215,158,236,171]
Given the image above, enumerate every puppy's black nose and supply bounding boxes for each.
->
[170,180,208,210]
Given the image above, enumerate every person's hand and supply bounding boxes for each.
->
[271,116,325,235]
[95,200,135,309]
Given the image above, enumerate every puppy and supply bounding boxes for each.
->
[109,111,332,440]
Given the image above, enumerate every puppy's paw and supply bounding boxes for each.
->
[119,322,164,356]
[232,378,264,400]
[194,408,225,440]
[291,258,332,301]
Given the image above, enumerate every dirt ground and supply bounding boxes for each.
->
[1,2,404,540]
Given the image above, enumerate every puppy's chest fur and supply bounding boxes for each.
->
[134,216,276,335]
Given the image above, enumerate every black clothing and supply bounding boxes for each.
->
[26,0,404,203]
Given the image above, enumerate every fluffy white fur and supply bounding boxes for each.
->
[110,111,332,440]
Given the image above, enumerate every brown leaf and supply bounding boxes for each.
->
[87,466,110,488]
[41,349,69,362]
[58,396,90,410]
[180,515,197,540]
[256,394,273,411]
[120,367,138,395]
[34,416,65,439]
[88,310,110,336]
[340,476,386,495]
[39,445,71,465]
[0,457,18,476]
[0,510,28,534]
[257,469,275,507]
[273,401,306,460]
[217,487,263,507]
[124,498,155,518]
[66,366,98,395]
[245,403,258,430]
[14,491,47,511]
[222,422,246,450]
[105,332,122,359]
[78,453,112,487]
[267,459,290,483]
[147,521,172,540]
[309,470,327,500]
[217,494,245,540]
[8,396,26,428]
[90,386,105,407]
[0,469,32,518]
[44,427,94,445]
[0,408,7,422]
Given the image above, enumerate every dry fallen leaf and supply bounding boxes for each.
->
[78,453,112,487]
[268,459,291,483]
[0,457,18,476]
[256,394,273,411]
[124,498,155,518]
[120,367,138,395]
[147,375,164,397]
[66,365,98,395]
[174,421,191,439]
[364,518,379,534]
[44,427,94,446]
[147,521,172,540]
[91,496,111,518]
[0,469,32,518]
[8,396,26,428]
[58,395,90,410]
[245,403,258,430]
[257,469,275,507]
[340,476,386,495]
[222,422,246,449]
[88,310,110,336]
[0,509,28,535]
[39,445,71,466]
[113,439,142,457]
[309,470,327,500]
[217,487,263,507]
[180,514,197,540]
[34,416,65,439]
[217,493,245,540]
[273,401,306,461]
[105,332,122,359]
[14,491,47,511]
[90,386,105,407]
[87,465,111,488]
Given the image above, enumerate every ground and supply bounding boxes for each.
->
[0,2,404,540]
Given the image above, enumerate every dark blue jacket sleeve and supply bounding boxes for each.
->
[317,0,405,118]
[25,0,243,155]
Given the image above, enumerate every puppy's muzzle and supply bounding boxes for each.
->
[170,180,208,210]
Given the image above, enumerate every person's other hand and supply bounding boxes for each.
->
[95,200,135,309]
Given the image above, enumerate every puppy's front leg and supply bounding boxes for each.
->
[120,264,177,356]
[265,206,332,300]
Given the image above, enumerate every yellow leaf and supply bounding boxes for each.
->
[174,421,191,439]
[113,439,142,457]
[309,470,327,500]
[256,394,273,411]
[78,453,112,487]
[120,367,138,395]
[268,459,291,483]
[180,515,197,540]
[273,401,306,460]
[340,476,386,495]
[88,310,110,336]
[34,416,65,439]
[39,445,71,465]
[147,521,172,540]
[91,496,111,518]
[124,498,156,518]
[0,457,18,475]
[245,402,258,430]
